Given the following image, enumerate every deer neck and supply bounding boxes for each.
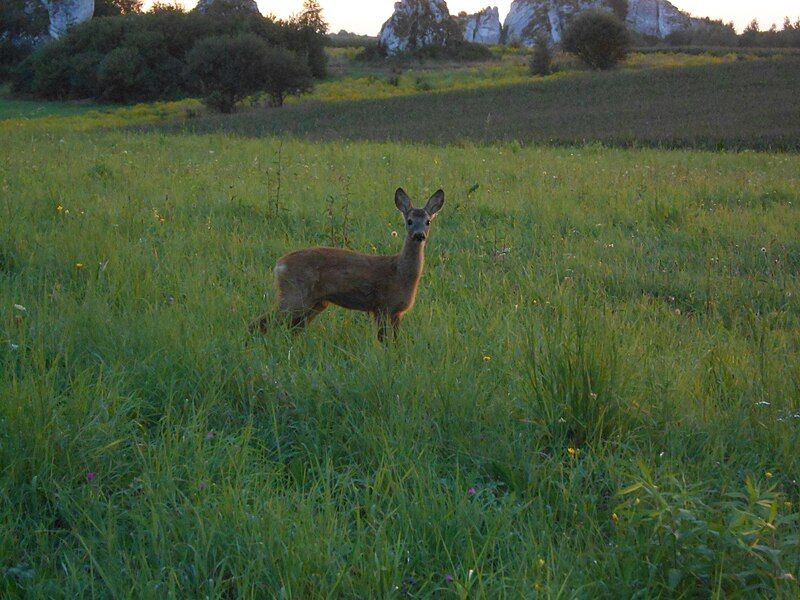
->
[397,236,425,285]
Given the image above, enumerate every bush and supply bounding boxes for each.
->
[562,9,631,70]
[185,34,311,112]
[11,11,325,102]
[529,34,553,76]
[97,47,145,102]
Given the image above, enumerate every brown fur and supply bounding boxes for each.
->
[251,188,444,340]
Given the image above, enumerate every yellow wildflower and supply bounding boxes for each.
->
[75,263,85,270]
[483,356,492,362]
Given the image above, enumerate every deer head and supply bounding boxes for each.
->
[395,188,445,243]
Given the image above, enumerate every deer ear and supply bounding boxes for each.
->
[395,188,412,214]
[424,189,445,217]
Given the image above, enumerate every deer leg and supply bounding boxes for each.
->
[249,313,273,335]
[287,302,327,333]
[374,312,390,342]
[390,314,402,339]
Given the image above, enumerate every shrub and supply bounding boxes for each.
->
[260,47,313,106]
[529,34,553,76]
[97,46,145,102]
[11,11,325,102]
[185,34,311,112]
[0,0,49,79]
[562,9,631,70]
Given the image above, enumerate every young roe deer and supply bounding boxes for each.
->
[253,188,445,340]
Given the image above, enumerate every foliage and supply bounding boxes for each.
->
[563,9,631,70]
[738,17,800,48]
[529,34,552,76]
[1,107,799,595]
[0,0,49,78]
[11,11,326,102]
[93,0,144,17]
[185,34,311,112]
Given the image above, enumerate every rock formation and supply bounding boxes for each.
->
[193,0,260,16]
[625,0,692,38]
[458,6,502,45]
[378,0,455,54]
[504,0,716,46]
[40,0,94,39]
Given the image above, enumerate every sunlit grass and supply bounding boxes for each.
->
[1,113,798,595]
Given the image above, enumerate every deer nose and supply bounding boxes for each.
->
[413,233,426,242]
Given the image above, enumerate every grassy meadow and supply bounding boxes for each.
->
[1,50,800,597]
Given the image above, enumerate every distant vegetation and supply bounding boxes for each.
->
[562,10,631,70]
[185,35,312,112]
[173,58,800,153]
[10,11,326,105]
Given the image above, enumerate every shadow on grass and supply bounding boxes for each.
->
[155,59,800,152]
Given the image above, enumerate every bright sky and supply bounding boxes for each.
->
[144,1,799,35]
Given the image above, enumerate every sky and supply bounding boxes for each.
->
[143,1,800,35]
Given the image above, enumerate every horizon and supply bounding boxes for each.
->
[141,1,800,35]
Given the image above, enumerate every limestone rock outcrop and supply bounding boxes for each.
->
[458,6,502,45]
[378,0,455,54]
[503,0,715,46]
[41,0,94,39]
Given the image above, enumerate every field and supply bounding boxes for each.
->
[182,58,800,152]
[1,52,800,597]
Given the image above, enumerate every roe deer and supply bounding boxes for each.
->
[253,188,445,340]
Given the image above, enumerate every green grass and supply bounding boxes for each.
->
[177,58,800,152]
[0,86,105,121]
[1,112,799,596]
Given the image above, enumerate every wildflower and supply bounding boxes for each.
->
[444,574,454,584]
[391,231,398,238]
[634,498,641,506]
[13,304,26,312]
[86,472,96,483]
[538,558,546,568]
[206,431,215,441]
[468,487,477,495]
[199,481,207,491]
[590,392,598,400]
[784,502,793,510]
[766,472,773,479]
[483,356,492,362]
[56,205,64,213]
[75,263,84,270]
[611,513,619,524]
[567,447,578,459]
[10,343,19,351]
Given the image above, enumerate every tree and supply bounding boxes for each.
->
[294,0,327,35]
[94,0,144,17]
[529,33,552,76]
[562,9,630,70]
[185,34,312,112]
[0,0,49,76]
[262,46,314,106]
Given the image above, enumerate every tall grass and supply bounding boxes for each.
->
[0,115,799,595]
